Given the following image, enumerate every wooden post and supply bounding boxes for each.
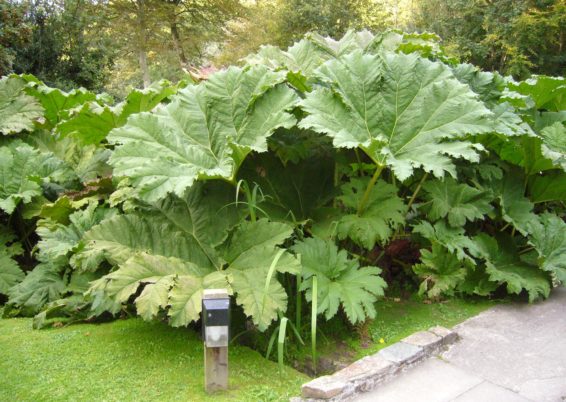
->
[205,345,228,392]
[203,289,229,393]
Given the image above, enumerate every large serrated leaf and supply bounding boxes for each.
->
[527,213,566,283]
[230,268,287,331]
[0,76,44,135]
[539,123,566,171]
[56,80,178,145]
[108,66,298,202]
[413,221,479,262]
[422,177,492,227]
[496,174,537,235]
[7,263,66,311]
[336,178,406,249]
[0,141,75,214]
[28,131,111,183]
[76,214,214,271]
[528,171,566,203]
[221,219,300,330]
[508,75,566,112]
[413,244,470,298]
[292,237,386,324]
[0,253,25,295]
[36,203,117,266]
[23,80,96,129]
[472,234,551,302]
[299,51,493,180]
[221,218,300,274]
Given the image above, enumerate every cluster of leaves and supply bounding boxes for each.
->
[0,74,184,326]
[0,30,564,347]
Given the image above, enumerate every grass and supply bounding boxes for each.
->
[349,297,499,358]
[0,318,308,402]
[0,297,500,400]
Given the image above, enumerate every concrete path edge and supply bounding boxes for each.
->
[291,326,459,402]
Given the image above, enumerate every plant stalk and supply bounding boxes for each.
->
[311,276,318,374]
[357,164,385,215]
[407,172,429,212]
[296,274,302,330]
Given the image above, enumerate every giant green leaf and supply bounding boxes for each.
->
[28,130,111,182]
[496,174,537,235]
[36,203,117,266]
[508,75,566,112]
[335,178,406,249]
[89,253,206,320]
[56,80,178,145]
[75,214,214,271]
[108,66,298,202]
[230,267,288,331]
[76,182,241,271]
[422,177,493,227]
[292,237,386,324]
[299,51,493,180]
[7,263,66,311]
[539,123,566,171]
[24,81,96,128]
[87,218,298,330]
[413,244,469,298]
[0,141,75,214]
[221,219,300,330]
[413,221,480,262]
[147,181,242,251]
[0,253,24,295]
[527,213,566,283]
[0,76,44,135]
[528,171,566,203]
[168,271,231,327]
[472,234,551,302]
[221,219,299,274]
[493,135,555,175]
[88,252,227,326]
[246,31,371,78]
[452,63,504,106]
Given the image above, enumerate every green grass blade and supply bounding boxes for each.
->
[278,317,288,373]
[311,276,318,374]
[286,318,305,346]
[264,248,285,294]
[296,274,302,330]
[265,325,279,360]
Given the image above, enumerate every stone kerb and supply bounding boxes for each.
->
[295,326,459,402]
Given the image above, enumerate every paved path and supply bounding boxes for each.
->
[356,288,566,402]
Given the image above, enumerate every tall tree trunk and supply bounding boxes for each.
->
[137,0,151,88]
[170,22,188,69]
[138,49,151,88]
[166,0,187,69]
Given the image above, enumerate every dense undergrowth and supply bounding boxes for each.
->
[0,30,565,371]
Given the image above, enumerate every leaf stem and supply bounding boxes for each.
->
[311,276,318,374]
[357,164,385,215]
[407,172,429,212]
[296,274,302,330]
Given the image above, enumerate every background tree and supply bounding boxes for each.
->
[105,0,241,93]
[0,1,32,76]
[414,0,566,78]
[11,0,116,91]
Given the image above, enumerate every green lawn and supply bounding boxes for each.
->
[0,298,499,401]
[351,298,498,358]
[0,318,307,402]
